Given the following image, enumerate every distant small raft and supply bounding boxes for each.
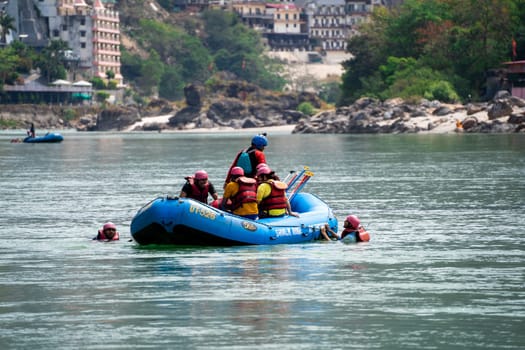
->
[130,192,338,246]
[23,133,64,143]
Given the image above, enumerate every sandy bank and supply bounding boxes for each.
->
[124,115,296,134]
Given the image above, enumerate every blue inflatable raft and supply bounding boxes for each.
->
[23,133,64,143]
[130,192,338,246]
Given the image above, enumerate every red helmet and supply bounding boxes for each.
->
[256,166,272,177]
[346,215,360,229]
[194,170,208,180]
[103,222,117,231]
[230,166,244,176]
[256,163,268,171]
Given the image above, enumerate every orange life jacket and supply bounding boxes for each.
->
[341,226,370,242]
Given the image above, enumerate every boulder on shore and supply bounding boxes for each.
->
[293,92,525,134]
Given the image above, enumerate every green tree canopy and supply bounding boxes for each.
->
[340,0,524,104]
[0,13,16,43]
[35,40,69,83]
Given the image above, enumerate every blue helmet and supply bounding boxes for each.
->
[251,134,268,149]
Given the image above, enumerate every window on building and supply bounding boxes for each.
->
[81,43,86,49]
[53,29,59,37]
[80,31,86,37]
[80,18,86,26]
[62,25,67,31]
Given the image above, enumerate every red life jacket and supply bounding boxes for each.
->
[231,177,257,210]
[259,180,288,212]
[341,226,370,242]
[186,177,210,203]
[96,229,120,241]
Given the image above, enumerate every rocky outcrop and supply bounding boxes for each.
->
[160,81,317,131]
[293,92,525,134]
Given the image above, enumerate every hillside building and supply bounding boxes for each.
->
[4,0,122,85]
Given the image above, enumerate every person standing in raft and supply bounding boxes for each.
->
[179,170,219,204]
[27,123,35,138]
[256,166,298,218]
[221,167,259,220]
[225,134,268,186]
[94,222,120,241]
[320,215,370,242]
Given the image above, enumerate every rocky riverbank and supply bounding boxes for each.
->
[1,84,524,134]
[293,91,525,134]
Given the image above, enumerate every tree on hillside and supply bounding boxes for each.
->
[0,46,20,88]
[139,50,164,95]
[10,41,37,74]
[0,13,16,43]
[340,0,523,104]
[129,19,211,96]
[202,9,284,90]
[35,40,69,82]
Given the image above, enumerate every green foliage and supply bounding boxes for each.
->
[383,64,459,102]
[106,70,115,80]
[107,80,118,90]
[0,13,16,43]
[0,46,20,87]
[96,91,110,103]
[10,41,36,74]
[0,119,18,128]
[159,66,185,100]
[119,11,284,100]
[35,40,69,82]
[319,82,342,104]
[62,108,77,121]
[423,80,459,102]
[202,10,283,90]
[139,50,164,95]
[121,49,142,81]
[340,0,524,104]
[298,102,315,116]
[90,77,106,89]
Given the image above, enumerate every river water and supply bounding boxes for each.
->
[0,131,524,349]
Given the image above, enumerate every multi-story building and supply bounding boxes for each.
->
[6,0,122,85]
[232,1,273,32]
[346,0,376,36]
[91,0,122,84]
[266,3,308,50]
[305,0,348,51]
[233,1,308,50]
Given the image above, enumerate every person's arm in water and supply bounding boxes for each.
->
[320,224,339,241]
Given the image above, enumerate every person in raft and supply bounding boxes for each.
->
[179,170,219,204]
[221,166,259,220]
[319,215,370,242]
[27,123,35,138]
[225,134,268,186]
[94,222,120,241]
[256,166,299,218]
